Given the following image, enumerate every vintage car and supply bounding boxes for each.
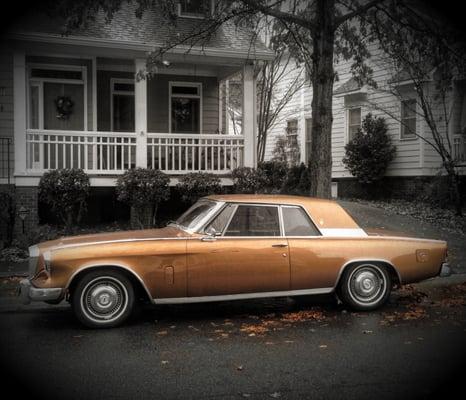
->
[20,194,450,328]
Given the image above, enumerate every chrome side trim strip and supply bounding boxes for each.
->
[154,287,334,304]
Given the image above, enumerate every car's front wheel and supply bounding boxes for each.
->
[71,270,135,328]
[338,263,391,311]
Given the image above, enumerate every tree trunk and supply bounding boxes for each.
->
[309,0,336,199]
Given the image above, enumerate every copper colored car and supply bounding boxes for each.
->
[19,195,450,328]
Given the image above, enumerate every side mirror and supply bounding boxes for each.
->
[204,225,221,237]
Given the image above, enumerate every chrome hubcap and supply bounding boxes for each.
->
[349,265,385,305]
[81,277,128,323]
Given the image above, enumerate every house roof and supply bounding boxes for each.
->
[8,2,274,61]
[333,77,362,95]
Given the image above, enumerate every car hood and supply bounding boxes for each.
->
[34,226,192,253]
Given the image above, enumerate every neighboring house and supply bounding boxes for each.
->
[265,42,466,198]
[0,1,273,234]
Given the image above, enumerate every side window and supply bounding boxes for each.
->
[224,205,280,237]
[204,204,235,235]
[282,207,320,236]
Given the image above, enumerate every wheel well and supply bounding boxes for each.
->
[67,266,152,303]
[337,260,401,289]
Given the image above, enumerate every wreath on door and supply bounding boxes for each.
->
[54,96,74,120]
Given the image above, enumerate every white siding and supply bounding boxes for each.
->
[266,40,459,178]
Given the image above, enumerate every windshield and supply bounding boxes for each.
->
[173,200,220,232]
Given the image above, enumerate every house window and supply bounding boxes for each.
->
[305,118,312,163]
[347,107,361,141]
[401,99,417,139]
[28,66,86,131]
[170,82,202,134]
[111,79,135,132]
[178,0,211,18]
[286,119,300,164]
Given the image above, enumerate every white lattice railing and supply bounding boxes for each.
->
[26,130,245,174]
[26,130,137,173]
[147,133,244,174]
[453,136,466,164]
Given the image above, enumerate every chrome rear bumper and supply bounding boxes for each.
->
[439,262,451,277]
[19,279,63,305]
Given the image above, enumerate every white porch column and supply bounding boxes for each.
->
[14,51,27,176]
[135,58,147,168]
[242,63,257,168]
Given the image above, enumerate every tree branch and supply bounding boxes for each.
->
[240,0,315,32]
[335,0,386,27]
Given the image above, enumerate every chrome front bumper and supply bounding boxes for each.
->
[19,279,63,305]
[439,262,452,277]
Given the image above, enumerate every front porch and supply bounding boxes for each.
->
[14,51,258,186]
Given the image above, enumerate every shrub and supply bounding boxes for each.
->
[176,172,222,204]
[258,161,288,193]
[231,167,266,194]
[38,169,90,228]
[281,163,312,195]
[116,168,170,228]
[343,114,396,184]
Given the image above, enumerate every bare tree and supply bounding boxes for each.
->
[364,2,466,214]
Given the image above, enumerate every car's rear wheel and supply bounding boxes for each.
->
[338,263,391,311]
[71,270,135,328]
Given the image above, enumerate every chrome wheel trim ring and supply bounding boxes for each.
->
[80,276,129,324]
[347,264,387,306]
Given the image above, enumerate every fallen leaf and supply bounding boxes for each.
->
[270,392,281,398]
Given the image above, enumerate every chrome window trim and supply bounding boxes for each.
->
[221,203,283,238]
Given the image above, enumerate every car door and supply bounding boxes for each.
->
[282,205,335,290]
[186,203,290,297]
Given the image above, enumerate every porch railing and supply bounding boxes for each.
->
[26,130,137,173]
[26,129,244,174]
[453,136,466,165]
[147,133,244,174]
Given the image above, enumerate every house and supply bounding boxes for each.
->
[265,42,466,198]
[0,1,274,235]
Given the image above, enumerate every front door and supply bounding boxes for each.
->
[187,204,290,297]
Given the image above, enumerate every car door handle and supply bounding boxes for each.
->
[272,244,288,248]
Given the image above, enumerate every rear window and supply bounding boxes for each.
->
[283,207,320,236]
